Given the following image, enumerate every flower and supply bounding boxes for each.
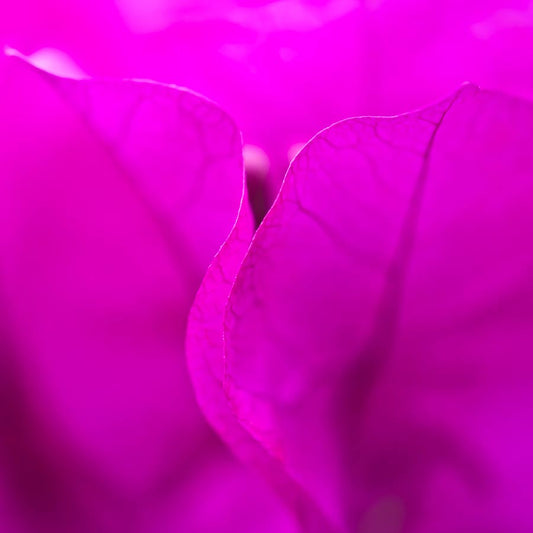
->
[187,84,533,532]
[0,51,296,533]
[2,1,533,532]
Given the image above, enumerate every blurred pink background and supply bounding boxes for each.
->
[3,0,533,201]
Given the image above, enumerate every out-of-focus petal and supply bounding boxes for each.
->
[23,47,87,79]
[116,0,533,203]
[0,51,264,531]
[0,0,130,75]
[116,0,360,33]
[223,85,533,532]
[6,1,533,207]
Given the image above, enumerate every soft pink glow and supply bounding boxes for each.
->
[3,0,533,199]
[1,2,533,532]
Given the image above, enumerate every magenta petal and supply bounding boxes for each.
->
[223,85,533,532]
[0,52,245,530]
[186,134,339,533]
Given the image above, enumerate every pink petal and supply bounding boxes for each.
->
[123,0,533,202]
[223,85,533,532]
[0,51,260,531]
[6,1,533,208]
[185,150,336,532]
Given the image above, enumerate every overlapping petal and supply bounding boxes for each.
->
[187,85,533,532]
[185,140,338,533]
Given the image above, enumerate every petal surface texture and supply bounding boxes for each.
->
[0,53,294,532]
[186,146,338,532]
[220,85,533,532]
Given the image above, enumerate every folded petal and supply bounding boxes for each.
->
[186,149,338,532]
[223,85,533,532]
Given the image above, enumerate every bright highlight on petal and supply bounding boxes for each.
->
[27,48,87,79]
